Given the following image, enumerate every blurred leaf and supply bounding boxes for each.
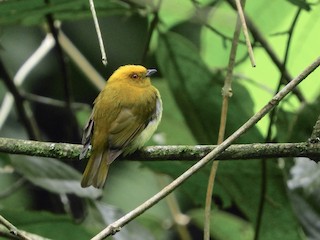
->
[0,0,129,26]
[75,105,92,129]
[285,0,311,11]
[276,98,320,143]
[171,21,202,49]
[279,98,320,239]
[94,202,155,240]
[154,31,301,240]
[10,156,102,199]
[288,157,320,193]
[189,208,254,240]
[100,162,170,239]
[156,31,262,144]
[153,31,262,206]
[1,209,92,240]
[288,186,320,240]
[287,157,320,239]
[0,153,11,166]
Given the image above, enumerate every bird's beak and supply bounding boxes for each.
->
[146,69,157,77]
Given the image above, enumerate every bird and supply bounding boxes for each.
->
[79,65,162,188]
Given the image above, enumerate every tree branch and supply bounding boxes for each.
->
[0,217,50,240]
[0,214,31,240]
[0,137,320,161]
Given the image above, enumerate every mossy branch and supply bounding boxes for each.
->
[0,137,320,162]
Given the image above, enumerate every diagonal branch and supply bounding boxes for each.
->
[91,57,320,239]
[0,214,31,240]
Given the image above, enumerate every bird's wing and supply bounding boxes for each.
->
[79,111,94,160]
[106,107,149,164]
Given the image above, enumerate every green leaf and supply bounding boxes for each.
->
[10,156,101,199]
[156,31,262,144]
[189,208,254,240]
[286,0,311,11]
[0,153,11,166]
[1,209,92,240]
[288,176,320,240]
[0,0,128,26]
[276,99,320,143]
[154,31,301,240]
[94,202,155,240]
[277,98,320,239]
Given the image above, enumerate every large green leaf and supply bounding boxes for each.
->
[1,209,92,240]
[156,31,262,144]
[0,0,128,26]
[285,0,311,11]
[94,202,155,240]
[277,99,320,143]
[10,156,101,199]
[277,98,320,239]
[154,31,301,239]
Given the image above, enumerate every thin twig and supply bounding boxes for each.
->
[0,229,20,240]
[0,214,31,240]
[235,0,256,67]
[225,0,306,102]
[22,92,90,110]
[91,57,320,240]
[203,23,247,46]
[89,0,107,66]
[204,6,243,239]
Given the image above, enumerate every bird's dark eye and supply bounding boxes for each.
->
[131,74,138,79]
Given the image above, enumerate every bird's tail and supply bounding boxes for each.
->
[81,151,109,189]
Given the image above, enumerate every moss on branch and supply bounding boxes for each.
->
[0,137,319,162]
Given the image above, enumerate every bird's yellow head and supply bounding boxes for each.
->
[108,65,157,88]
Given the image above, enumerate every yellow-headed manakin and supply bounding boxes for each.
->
[80,65,162,188]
